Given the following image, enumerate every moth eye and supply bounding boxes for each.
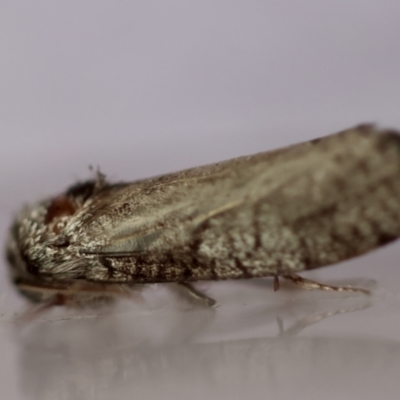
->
[45,195,77,225]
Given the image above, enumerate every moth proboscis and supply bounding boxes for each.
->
[6,124,400,308]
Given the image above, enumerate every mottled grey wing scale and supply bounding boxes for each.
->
[82,134,320,253]
[79,126,400,283]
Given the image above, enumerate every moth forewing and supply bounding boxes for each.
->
[6,125,400,306]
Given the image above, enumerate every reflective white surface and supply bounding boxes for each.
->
[1,265,400,400]
[1,1,400,399]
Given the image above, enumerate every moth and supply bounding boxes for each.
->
[6,125,400,307]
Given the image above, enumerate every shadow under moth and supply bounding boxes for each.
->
[6,125,400,308]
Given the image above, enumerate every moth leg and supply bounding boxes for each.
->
[282,274,370,294]
[177,282,216,306]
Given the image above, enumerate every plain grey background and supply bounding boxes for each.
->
[1,2,400,399]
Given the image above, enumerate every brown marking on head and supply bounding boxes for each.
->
[45,195,77,225]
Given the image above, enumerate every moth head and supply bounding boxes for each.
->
[5,200,73,303]
[5,180,100,303]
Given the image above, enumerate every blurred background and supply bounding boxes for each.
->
[1,1,400,399]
